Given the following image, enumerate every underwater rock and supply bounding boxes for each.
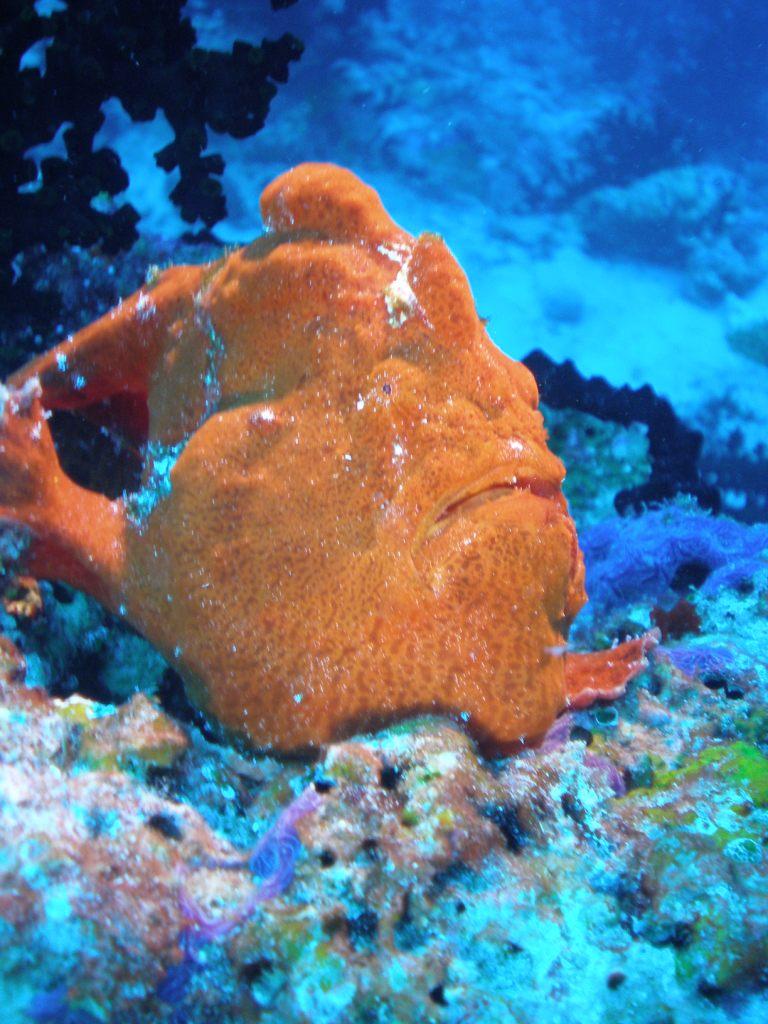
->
[576,164,766,301]
[76,692,189,772]
[0,635,25,684]
[0,663,263,1021]
[0,572,168,705]
[611,742,768,993]
[1,574,42,620]
[539,404,650,528]
[2,611,766,1022]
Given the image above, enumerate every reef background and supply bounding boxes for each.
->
[15,0,768,518]
[2,2,768,1023]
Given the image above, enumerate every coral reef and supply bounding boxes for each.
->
[537,405,650,528]
[0,361,764,1024]
[0,571,168,705]
[0,3,766,1021]
[576,165,767,302]
[0,654,320,1023]
[1,617,766,1023]
[694,395,768,524]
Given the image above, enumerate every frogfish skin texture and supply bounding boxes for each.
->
[0,163,648,754]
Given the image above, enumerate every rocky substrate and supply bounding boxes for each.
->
[1,555,766,1024]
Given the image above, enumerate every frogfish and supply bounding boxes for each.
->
[0,163,652,754]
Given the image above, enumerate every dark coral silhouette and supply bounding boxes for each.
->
[523,349,720,514]
[0,0,303,315]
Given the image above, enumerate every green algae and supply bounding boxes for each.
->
[644,822,767,991]
[326,759,367,784]
[620,742,768,853]
[401,807,420,828]
[674,908,768,991]
[620,741,768,992]
[624,752,655,789]
[733,706,768,747]
[652,742,768,807]
[383,715,435,736]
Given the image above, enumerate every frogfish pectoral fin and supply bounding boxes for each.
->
[0,378,126,608]
[564,629,660,709]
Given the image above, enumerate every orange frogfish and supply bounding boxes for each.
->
[0,163,653,754]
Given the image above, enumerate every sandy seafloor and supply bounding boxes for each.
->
[2,1,768,1022]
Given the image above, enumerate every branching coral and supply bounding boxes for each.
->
[524,349,719,513]
[0,0,303,318]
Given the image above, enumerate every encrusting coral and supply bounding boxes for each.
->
[0,163,651,754]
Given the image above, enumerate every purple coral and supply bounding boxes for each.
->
[660,644,737,681]
[537,713,573,753]
[583,751,627,796]
[534,713,626,797]
[581,505,768,613]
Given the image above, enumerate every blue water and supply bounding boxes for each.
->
[94,1,768,443]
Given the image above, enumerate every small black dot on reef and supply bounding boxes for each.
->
[239,957,273,984]
[313,778,335,793]
[669,921,694,948]
[382,382,392,395]
[613,620,646,644]
[701,673,727,690]
[671,560,711,592]
[725,685,745,700]
[359,838,380,861]
[455,900,466,914]
[51,582,77,604]
[347,908,379,947]
[145,764,183,797]
[379,762,402,790]
[607,971,626,990]
[698,979,724,1001]
[429,985,448,1006]
[480,802,526,852]
[646,674,663,696]
[571,725,593,746]
[561,792,585,824]
[319,849,337,867]
[147,813,183,841]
